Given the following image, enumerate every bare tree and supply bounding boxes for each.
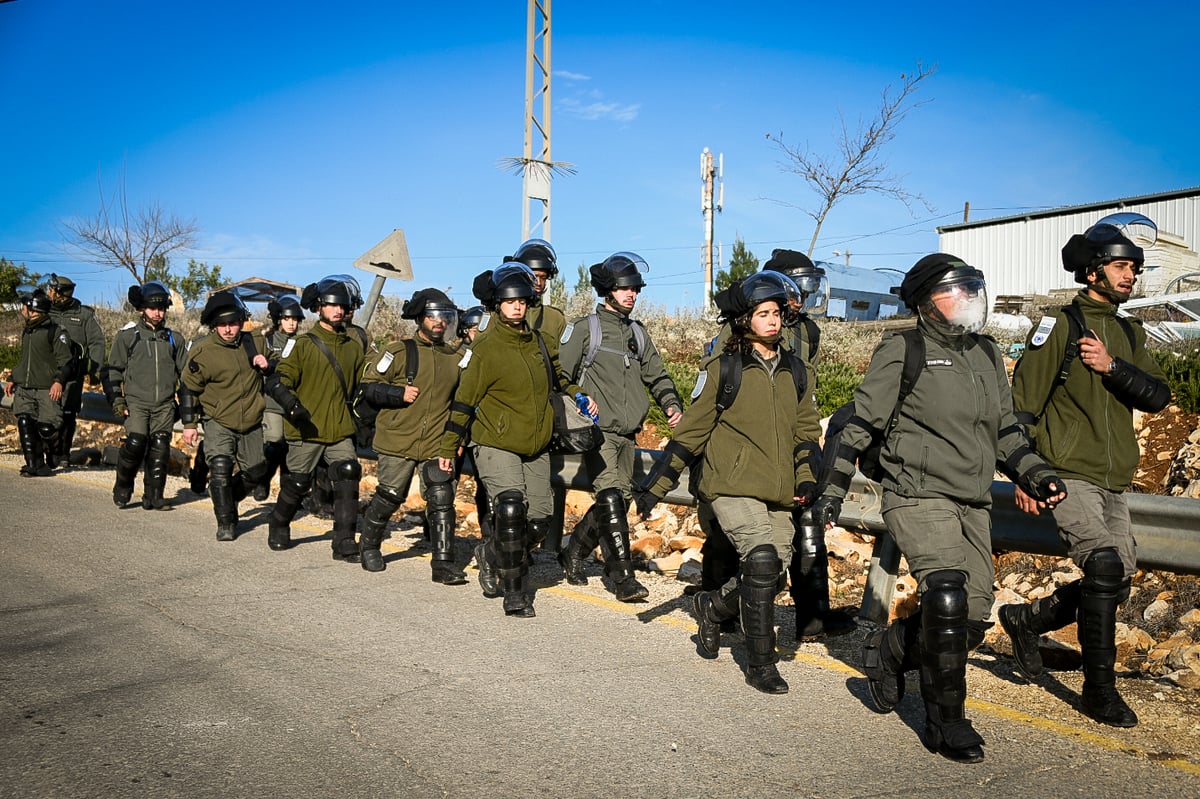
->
[767,63,937,258]
[61,171,198,283]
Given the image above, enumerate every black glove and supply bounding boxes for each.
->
[794,481,818,506]
[633,490,659,519]
[1022,470,1066,503]
[285,400,311,425]
[810,495,843,529]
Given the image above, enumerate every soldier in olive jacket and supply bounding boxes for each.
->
[437,263,591,619]
[557,252,681,602]
[102,281,187,510]
[357,288,466,584]
[637,272,821,696]
[1000,215,1170,730]
[264,277,365,560]
[813,255,1064,764]
[261,294,306,490]
[6,288,75,477]
[180,292,271,541]
[44,274,106,461]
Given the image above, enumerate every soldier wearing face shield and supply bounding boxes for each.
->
[811,253,1065,763]
[1000,215,1170,729]
[259,294,306,493]
[264,276,366,560]
[357,289,468,585]
[437,263,592,618]
[102,281,188,510]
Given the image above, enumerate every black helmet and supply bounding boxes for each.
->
[200,291,250,327]
[898,253,984,312]
[473,263,537,308]
[325,273,364,309]
[128,281,172,311]
[763,249,826,297]
[510,238,558,278]
[590,251,648,294]
[458,305,485,337]
[1062,212,1155,284]
[714,271,801,324]
[18,285,52,314]
[401,288,458,325]
[301,276,354,312]
[43,273,77,300]
[267,294,305,323]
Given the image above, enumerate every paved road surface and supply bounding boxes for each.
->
[2,465,1198,798]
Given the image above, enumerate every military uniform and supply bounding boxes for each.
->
[48,296,106,460]
[557,304,681,595]
[10,314,75,476]
[103,318,187,509]
[180,328,270,539]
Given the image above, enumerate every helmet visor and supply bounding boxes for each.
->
[928,277,989,334]
[424,306,459,331]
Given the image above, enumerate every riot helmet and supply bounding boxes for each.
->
[42,273,77,305]
[402,288,459,335]
[901,253,988,334]
[511,238,558,278]
[491,263,538,301]
[590,251,649,295]
[458,305,485,338]
[324,273,364,309]
[1062,212,1155,303]
[714,271,802,326]
[763,249,828,315]
[267,294,305,323]
[201,290,250,327]
[302,277,355,312]
[18,285,52,314]
[128,281,173,311]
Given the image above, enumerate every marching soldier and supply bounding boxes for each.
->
[264,276,365,561]
[102,281,187,510]
[6,288,75,477]
[261,294,306,493]
[179,292,272,541]
[558,252,682,602]
[44,274,106,463]
[357,289,466,583]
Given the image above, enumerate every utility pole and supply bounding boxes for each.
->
[701,147,723,309]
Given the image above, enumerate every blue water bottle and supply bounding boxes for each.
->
[575,392,599,424]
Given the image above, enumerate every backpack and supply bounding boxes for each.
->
[1016,301,1136,424]
[350,339,418,450]
[711,349,808,416]
[572,313,647,389]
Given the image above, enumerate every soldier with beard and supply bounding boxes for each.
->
[357,289,467,584]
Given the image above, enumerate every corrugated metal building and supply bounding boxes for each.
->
[937,187,1200,300]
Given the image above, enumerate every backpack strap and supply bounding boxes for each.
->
[577,313,647,388]
[306,332,350,401]
[239,332,263,370]
[402,339,419,385]
[801,316,821,360]
[715,353,742,415]
[878,328,926,437]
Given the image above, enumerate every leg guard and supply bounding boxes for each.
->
[693,580,740,659]
[1078,548,1137,727]
[359,486,403,572]
[999,580,1080,681]
[209,455,238,541]
[740,545,788,694]
[560,505,599,586]
[918,570,984,763]
[243,461,272,502]
[493,490,533,617]
[57,410,77,460]
[189,440,209,494]
[37,421,58,471]
[304,463,335,519]
[427,479,466,585]
[328,459,362,562]
[474,480,491,541]
[863,610,921,713]
[790,508,856,638]
[16,415,39,476]
[539,488,566,555]
[114,432,148,506]
[141,431,172,510]
[594,488,648,602]
[268,471,312,551]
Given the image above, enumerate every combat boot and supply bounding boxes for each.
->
[359,487,402,573]
[559,506,598,586]
[208,455,238,541]
[693,583,739,659]
[594,489,648,602]
[791,510,857,638]
[1078,549,1137,727]
[740,545,788,694]
[862,612,920,713]
[16,415,41,477]
[918,570,984,763]
[999,581,1081,681]
[268,471,311,551]
[113,432,147,507]
[426,471,466,585]
[141,432,171,510]
[328,460,362,563]
[493,491,534,617]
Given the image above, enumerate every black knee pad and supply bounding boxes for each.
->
[922,570,968,627]
[36,421,58,442]
[123,432,149,459]
[281,471,314,496]
[1082,548,1125,593]
[595,487,627,524]
[742,544,783,589]
[328,459,362,483]
[425,481,455,513]
[209,454,235,480]
[493,490,526,528]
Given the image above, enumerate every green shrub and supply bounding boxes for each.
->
[1151,346,1200,412]
[815,359,863,417]
[644,356,702,438]
[0,343,18,373]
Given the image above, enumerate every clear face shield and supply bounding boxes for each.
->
[926,273,989,334]
[423,306,459,338]
[325,273,364,309]
[794,272,829,316]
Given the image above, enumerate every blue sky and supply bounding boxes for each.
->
[2,0,1197,311]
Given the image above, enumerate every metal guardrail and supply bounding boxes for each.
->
[17,392,1199,623]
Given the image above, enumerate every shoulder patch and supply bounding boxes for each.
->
[458,349,473,369]
[281,339,296,358]
[925,358,953,368]
[561,321,574,345]
[120,321,136,330]
[1030,316,1056,348]
[375,351,395,374]
[186,340,194,351]
[691,370,708,400]
[478,314,490,332]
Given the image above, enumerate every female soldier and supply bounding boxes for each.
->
[437,263,594,618]
[260,294,306,493]
[812,254,1065,763]
[636,272,822,694]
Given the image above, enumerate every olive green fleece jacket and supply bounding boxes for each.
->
[49,298,106,377]
[824,319,1047,507]
[180,330,267,433]
[13,316,74,389]
[646,349,820,506]
[558,304,681,436]
[527,301,566,353]
[274,324,365,444]
[104,318,187,407]
[1012,291,1167,491]
[439,319,583,459]
[363,335,461,461]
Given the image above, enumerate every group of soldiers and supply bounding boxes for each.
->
[6,216,1171,764]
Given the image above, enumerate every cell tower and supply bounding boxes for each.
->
[701,148,724,308]
[500,0,575,242]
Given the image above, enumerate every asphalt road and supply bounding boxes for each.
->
[2,464,1198,799]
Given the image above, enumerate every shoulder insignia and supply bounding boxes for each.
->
[691,370,708,400]
[1030,316,1056,348]
[120,321,136,330]
[478,314,491,332]
[281,339,296,358]
[458,349,473,369]
[186,340,194,352]
[375,351,395,374]
[561,321,574,345]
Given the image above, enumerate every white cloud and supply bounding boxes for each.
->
[559,97,640,123]
[554,70,591,81]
